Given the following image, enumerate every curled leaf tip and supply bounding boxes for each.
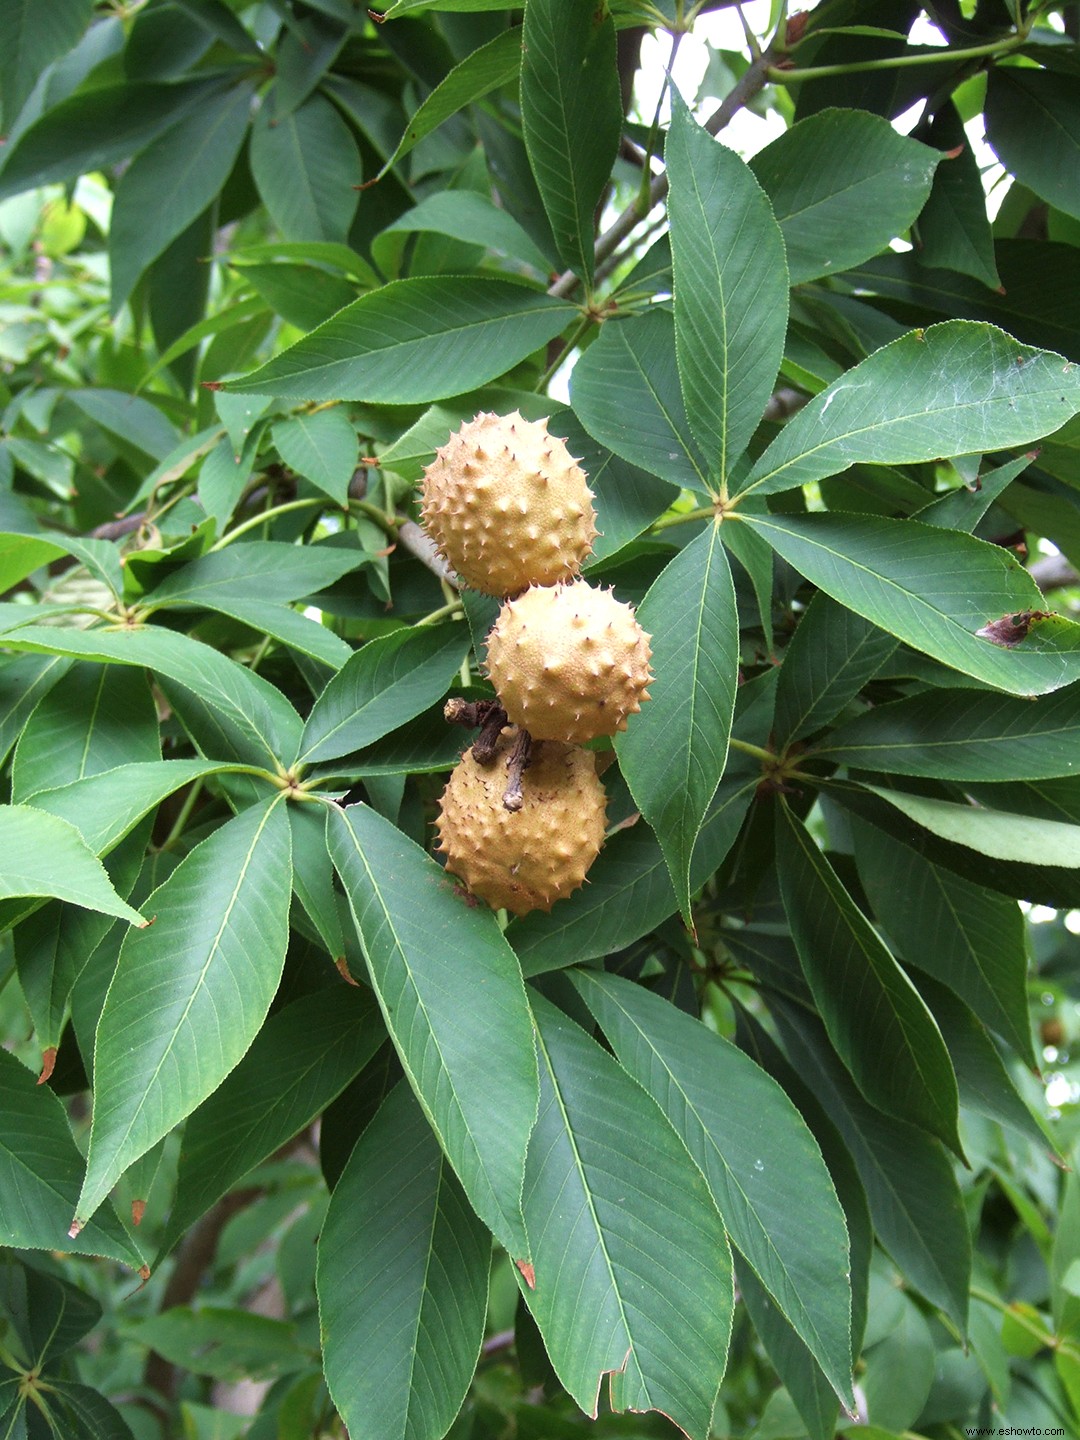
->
[68,1217,84,1239]
[37,1048,57,1085]
[515,1259,536,1289]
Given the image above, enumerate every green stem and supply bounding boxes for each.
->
[535,312,593,393]
[210,496,326,550]
[417,600,464,626]
[351,499,400,533]
[728,737,774,763]
[969,1285,1055,1347]
[159,779,204,851]
[649,505,716,532]
[772,33,1022,83]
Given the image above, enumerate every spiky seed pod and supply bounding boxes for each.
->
[485,579,653,745]
[420,410,598,596]
[436,733,607,916]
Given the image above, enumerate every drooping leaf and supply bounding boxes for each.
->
[0,806,145,925]
[986,67,1080,224]
[520,0,620,286]
[157,984,384,1262]
[770,1002,971,1335]
[739,511,1080,696]
[737,321,1080,499]
[75,798,292,1230]
[916,103,1001,291]
[0,78,213,201]
[109,78,253,311]
[749,108,939,286]
[852,819,1034,1066]
[317,1082,491,1440]
[327,803,538,1257]
[571,309,711,493]
[521,993,734,1440]
[774,593,897,746]
[667,94,788,481]
[12,661,159,802]
[572,970,854,1407]
[615,524,739,919]
[376,26,523,180]
[250,91,361,243]
[299,623,468,764]
[777,801,961,1153]
[0,1048,142,1267]
[0,530,121,596]
[231,277,576,401]
[0,0,91,132]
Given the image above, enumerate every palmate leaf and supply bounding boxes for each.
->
[571,971,854,1408]
[327,803,538,1258]
[667,94,788,483]
[615,523,739,920]
[75,798,292,1231]
[317,1082,490,1440]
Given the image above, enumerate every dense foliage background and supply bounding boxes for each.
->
[1,0,1080,1437]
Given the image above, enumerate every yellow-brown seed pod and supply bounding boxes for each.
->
[420,410,597,596]
[436,733,607,916]
[485,579,652,744]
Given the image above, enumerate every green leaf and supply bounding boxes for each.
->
[774,594,897,746]
[738,1263,841,1440]
[67,388,180,462]
[375,26,523,180]
[109,79,253,312]
[249,92,361,243]
[231,277,576,402]
[144,540,365,609]
[770,1002,970,1334]
[777,802,961,1153]
[739,511,1080,697]
[28,759,255,857]
[376,190,553,278]
[327,803,538,1257]
[74,798,292,1230]
[0,0,91,132]
[738,322,1080,499]
[12,662,159,802]
[916,103,1001,291]
[986,68,1080,224]
[520,0,620,285]
[2,624,303,770]
[0,78,218,201]
[0,654,70,768]
[915,451,1033,531]
[550,409,678,565]
[667,95,788,481]
[520,993,734,1440]
[0,530,121,597]
[0,1049,142,1267]
[571,309,711,493]
[299,623,469,764]
[271,410,360,506]
[821,685,1080,781]
[510,771,758,975]
[317,1082,490,1440]
[122,1308,305,1382]
[157,981,381,1260]
[0,805,144,925]
[615,525,738,919]
[749,108,939,287]
[572,970,854,1408]
[852,819,1034,1066]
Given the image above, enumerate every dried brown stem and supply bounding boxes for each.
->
[502,729,533,812]
[444,698,509,764]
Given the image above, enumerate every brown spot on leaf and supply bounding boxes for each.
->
[132,1199,147,1227]
[976,610,1054,647]
[516,1259,536,1289]
[335,956,360,987]
[37,1048,56,1085]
